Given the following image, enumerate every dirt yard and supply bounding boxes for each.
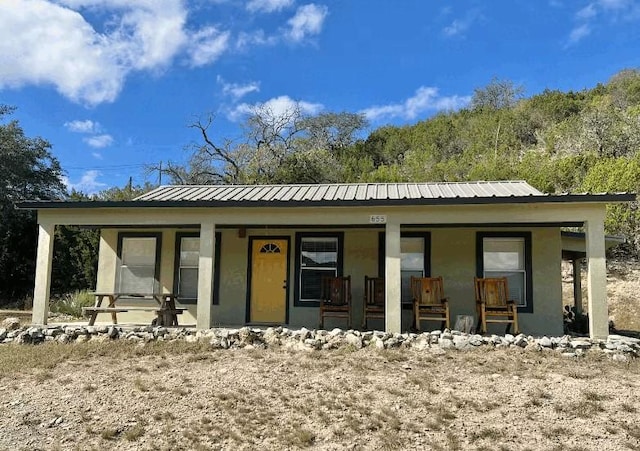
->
[0,341,638,451]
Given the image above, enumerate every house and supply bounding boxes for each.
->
[18,181,635,338]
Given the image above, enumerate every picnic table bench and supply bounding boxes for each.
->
[83,293,186,327]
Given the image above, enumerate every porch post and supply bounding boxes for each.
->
[572,258,583,316]
[32,223,55,325]
[385,221,401,333]
[196,222,216,329]
[585,213,608,339]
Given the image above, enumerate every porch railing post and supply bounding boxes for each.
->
[385,221,401,333]
[585,210,608,339]
[32,222,55,325]
[196,222,216,329]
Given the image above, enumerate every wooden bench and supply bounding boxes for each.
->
[84,293,187,326]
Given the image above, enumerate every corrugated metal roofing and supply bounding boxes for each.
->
[16,181,635,209]
[134,181,543,203]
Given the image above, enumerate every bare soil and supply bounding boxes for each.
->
[0,342,639,451]
[0,260,638,450]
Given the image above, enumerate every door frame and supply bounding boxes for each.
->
[245,235,291,324]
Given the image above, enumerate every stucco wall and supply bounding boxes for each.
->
[93,226,563,335]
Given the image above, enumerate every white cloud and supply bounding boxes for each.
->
[442,9,481,37]
[576,4,597,19]
[0,1,330,105]
[64,119,100,133]
[92,152,103,159]
[63,170,107,194]
[286,4,329,42]
[567,0,640,47]
[217,75,260,99]
[568,23,592,44]
[187,27,231,67]
[360,87,470,122]
[247,0,294,13]
[0,0,230,105]
[84,134,114,148]
[229,95,323,121]
[598,0,631,10]
[236,30,278,49]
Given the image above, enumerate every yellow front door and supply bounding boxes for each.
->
[250,239,288,323]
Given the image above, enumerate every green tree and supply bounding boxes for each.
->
[0,106,65,304]
[160,108,368,185]
[582,157,640,256]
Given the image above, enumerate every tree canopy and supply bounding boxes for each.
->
[0,106,65,303]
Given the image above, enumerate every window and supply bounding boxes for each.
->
[173,232,222,304]
[117,233,161,293]
[477,232,532,312]
[378,232,431,306]
[401,237,425,303]
[294,233,343,305]
[177,236,199,299]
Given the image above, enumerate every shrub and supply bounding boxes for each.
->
[50,290,95,317]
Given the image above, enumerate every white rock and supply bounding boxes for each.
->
[1,317,20,331]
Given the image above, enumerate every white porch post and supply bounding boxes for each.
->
[196,222,216,329]
[585,213,608,339]
[385,221,401,333]
[32,223,55,325]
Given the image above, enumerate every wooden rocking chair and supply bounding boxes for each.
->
[362,276,385,329]
[410,276,450,331]
[319,275,352,329]
[474,277,520,335]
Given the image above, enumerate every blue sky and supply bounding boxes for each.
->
[1,0,640,193]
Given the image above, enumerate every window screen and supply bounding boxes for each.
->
[118,236,157,293]
[300,237,338,301]
[483,237,526,307]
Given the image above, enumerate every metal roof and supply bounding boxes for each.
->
[16,181,636,209]
[134,181,543,202]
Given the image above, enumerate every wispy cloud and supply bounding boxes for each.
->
[217,75,260,100]
[63,170,107,194]
[286,4,329,42]
[247,0,294,13]
[566,0,640,46]
[442,9,481,38]
[229,95,323,121]
[187,27,231,67]
[576,4,597,19]
[568,23,592,44]
[64,119,100,134]
[360,87,470,122]
[65,118,114,148]
[83,134,114,148]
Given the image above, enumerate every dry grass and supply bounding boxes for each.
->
[0,342,637,450]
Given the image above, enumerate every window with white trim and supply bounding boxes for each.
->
[482,237,526,307]
[118,236,158,293]
[177,236,199,299]
[299,237,338,301]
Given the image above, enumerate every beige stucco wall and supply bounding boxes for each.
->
[431,228,563,335]
[92,225,563,335]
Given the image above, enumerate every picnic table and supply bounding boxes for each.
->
[83,293,186,327]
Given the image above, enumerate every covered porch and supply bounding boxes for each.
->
[21,182,633,339]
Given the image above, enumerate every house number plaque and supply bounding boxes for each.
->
[369,215,387,224]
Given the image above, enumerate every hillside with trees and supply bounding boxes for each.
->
[1,69,639,304]
[162,69,640,256]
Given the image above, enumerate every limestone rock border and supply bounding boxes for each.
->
[0,321,638,361]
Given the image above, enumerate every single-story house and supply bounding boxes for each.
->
[18,181,635,338]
